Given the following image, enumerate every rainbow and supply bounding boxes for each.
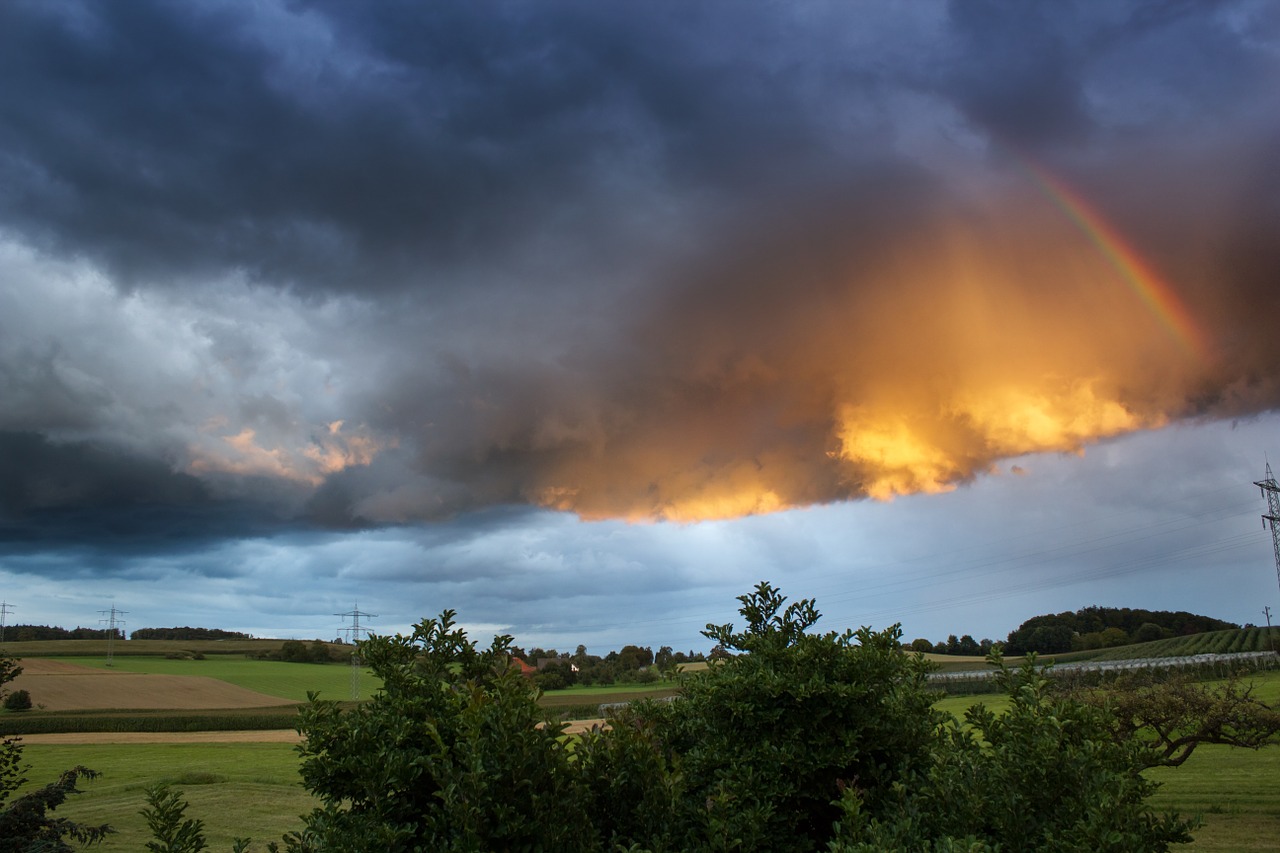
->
[1020,161,1211,362]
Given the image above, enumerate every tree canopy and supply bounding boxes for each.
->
[1005,606,1237,655]
[276,582,1203,852]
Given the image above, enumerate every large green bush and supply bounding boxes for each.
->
[830,656,1196,852]
[291,611,595,852]
[2,688,32,711]
[244,585,1199,852]
[641,582,942,853]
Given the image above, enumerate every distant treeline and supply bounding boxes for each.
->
[0,625,122,641]
[1004,606,1238,655]
[129,627,254,641]
[510,644,709,690]
[906,635,1000,657]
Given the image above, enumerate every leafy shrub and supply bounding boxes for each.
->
[829,654,1196,852]
[643,582,942,853]
[3,689,32,711]
[293,611,595,852]
[169,587,1201,852]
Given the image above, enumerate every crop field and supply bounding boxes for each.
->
[9,658,293,712]
[51,655,376,703]
[1046,627,1280,663]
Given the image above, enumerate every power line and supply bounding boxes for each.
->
[336,605,376,700]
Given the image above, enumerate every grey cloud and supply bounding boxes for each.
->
[0,431,296,556]
[0,1,936,298]
[0,0,1277,542]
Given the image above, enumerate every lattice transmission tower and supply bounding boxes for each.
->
[336,605,376,700]
[0,601,13,644]
[1256,462,1280,594]
[98,605,127,666]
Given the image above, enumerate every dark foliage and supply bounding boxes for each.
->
[1069,670,1280,767]
[1006,607,1237,655]
[3,689,32,711]
[131,627,254,641]
[1,625,121,641]
[830,654,1197,852]
[292,611,595,851]
[156,586,1215,852]
[642,582,942,853]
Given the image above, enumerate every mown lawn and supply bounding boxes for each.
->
[1149,744,1280,851]
[20,742,315,851]
[60,655,377,703]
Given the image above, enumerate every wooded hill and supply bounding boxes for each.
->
[1005,606,1238,655]
[130,627,254,640]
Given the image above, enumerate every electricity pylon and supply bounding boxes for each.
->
[336,605,376,700]
[0,601,13,644]
[1256,462,1280,596]
[98,605,127,666]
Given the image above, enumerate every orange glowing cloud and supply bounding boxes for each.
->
[188,421,392,486]
[506,185,1252,523]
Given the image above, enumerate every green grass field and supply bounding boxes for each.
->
[1148,744,1280,851]
[20,742,314,851]
[59,655,376,703]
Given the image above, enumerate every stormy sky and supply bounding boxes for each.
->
[1,0,1278,651]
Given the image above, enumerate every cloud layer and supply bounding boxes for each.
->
[1,0,1277,551]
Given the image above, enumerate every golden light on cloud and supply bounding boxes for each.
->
[188,421,391,485]
[512,191,1256,524]
[833,411,962,501]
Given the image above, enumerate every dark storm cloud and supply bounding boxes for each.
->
[1,0,1271,299]
[0,431,292,558]
[0,0,1277,544]
[0,0,897,295]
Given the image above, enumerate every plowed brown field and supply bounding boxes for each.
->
[9,658,293,711]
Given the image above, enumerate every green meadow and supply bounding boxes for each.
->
[20,742,313,851]
[1149,744,1280,852]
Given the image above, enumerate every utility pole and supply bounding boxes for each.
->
[1266,606,1276,656]
[98,605,127,667]
[0,601,13,644]
[1256,461,1280,596]
[336,604,376,700]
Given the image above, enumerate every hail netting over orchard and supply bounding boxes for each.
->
[1257,462,1280,597]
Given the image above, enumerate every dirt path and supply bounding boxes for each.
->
[16,730,304,745]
